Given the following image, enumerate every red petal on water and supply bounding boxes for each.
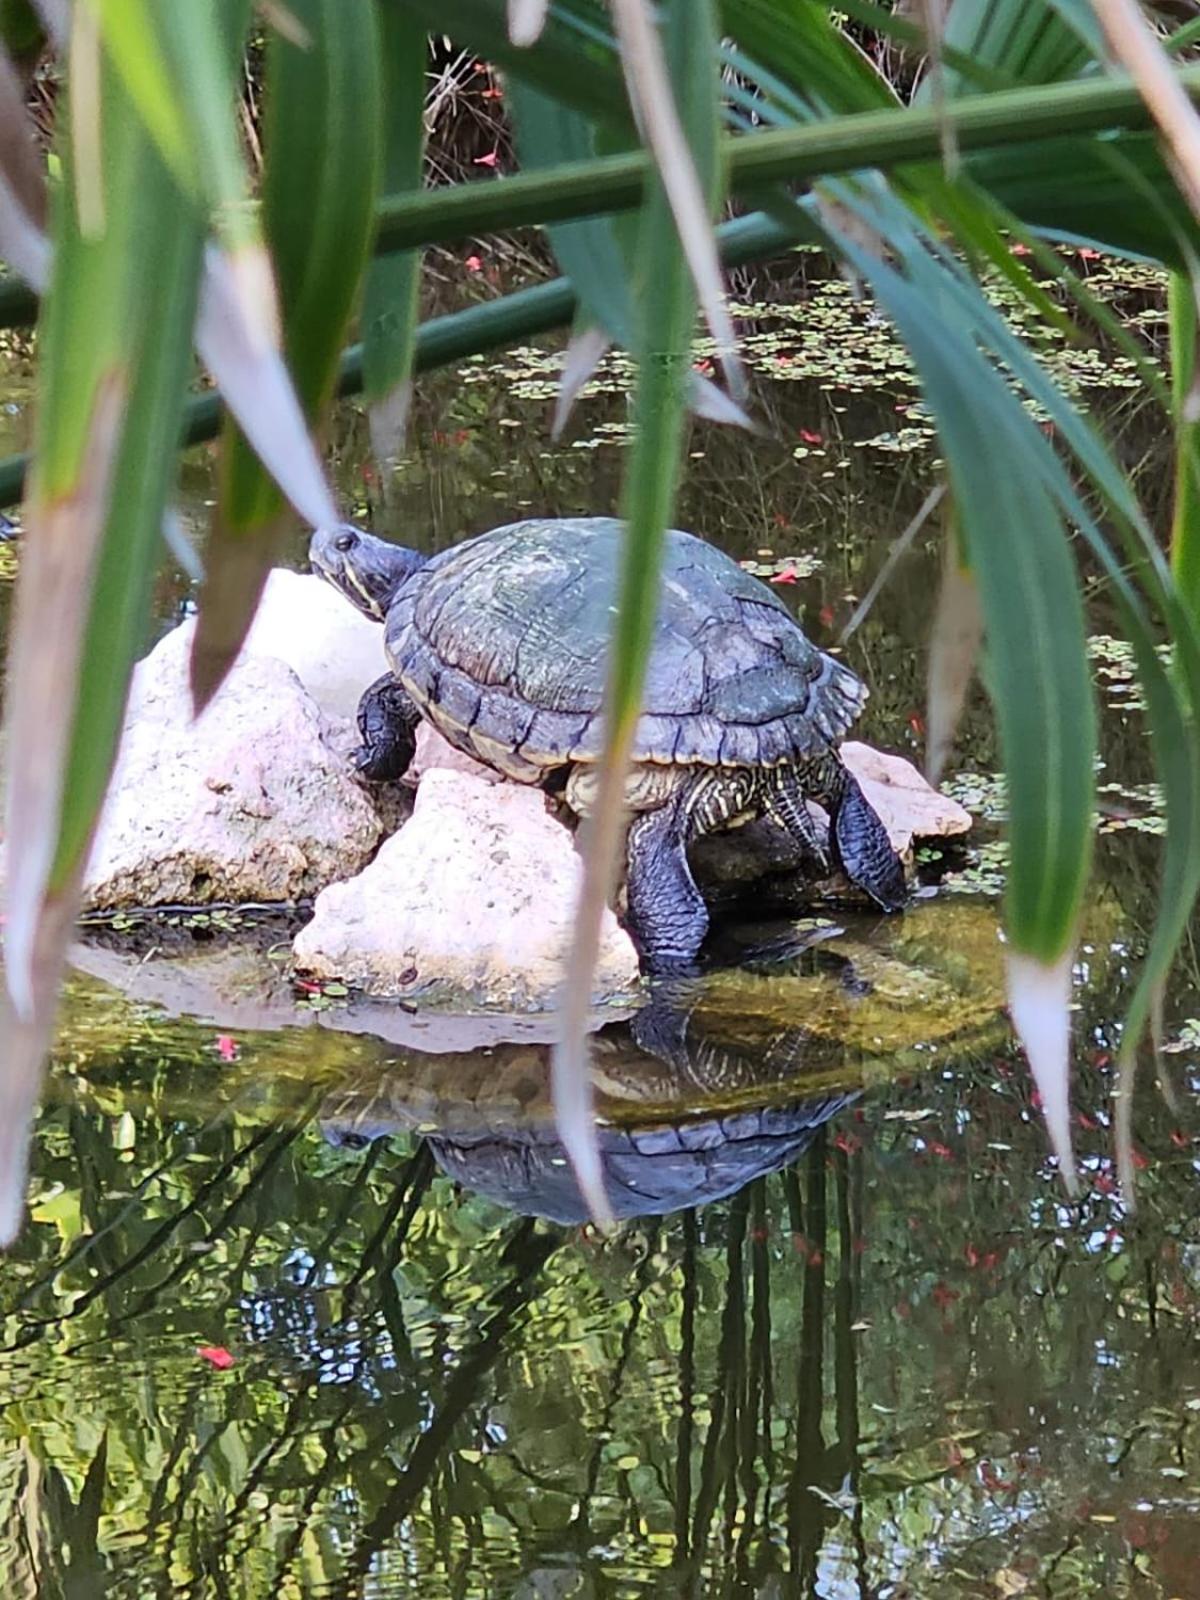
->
[197,1345,235,1369]
[769,570,798,585]
[798,428,823,444]
[215,1035,238,1062]
[473,150,499,168]
[464,255,483,273]
[1170,1129,1190,1148]
[480,86,504,100]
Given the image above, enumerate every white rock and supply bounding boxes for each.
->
[409,721,499,785]
[83,623,385,909]
[841,741,972,855]
[202,567,387,724]
[294,767,640,1010]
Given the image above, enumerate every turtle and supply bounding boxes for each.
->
[308,515,906,969]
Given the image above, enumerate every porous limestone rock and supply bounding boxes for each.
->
[82,623,385,909]
[408,721,499,785]
[237,567,388,723]
[840,741,972,855]
[293,767,641,1010]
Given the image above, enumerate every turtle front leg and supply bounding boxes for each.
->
[354,673,421,782]
[624,789,709,972]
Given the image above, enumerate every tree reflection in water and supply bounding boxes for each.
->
[0,934,1196,1597]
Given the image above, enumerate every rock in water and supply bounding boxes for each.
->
[840,741,971,855]
[83,624,385,909]
[293,768,641,1010]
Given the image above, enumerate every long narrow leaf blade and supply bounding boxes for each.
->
[362,4,427,472]
[1,51,204,1241]
[556,0,721,1221]
[192,0,382,706]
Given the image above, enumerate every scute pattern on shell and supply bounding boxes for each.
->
[385,518,866,770]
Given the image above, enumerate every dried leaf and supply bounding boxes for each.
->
[4,371,126,1016]
[1092,0,1200,221]
[0,890,78,1244]
[841,481,945,645]
[194,244,337,534]
[554,810,618,1232]
[367,380,414,477]
[68,0,105,239]
[925,514,983,784]
[29,0,67,47]
[552,324,610,439]
[688,371,754,429]
[161,505,203,582]
[0,44,47,286]
[257,0,311,48]
[508,0,549,48]
[1007,948,1079,1195]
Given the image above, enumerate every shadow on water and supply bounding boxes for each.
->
[0,262,1198,1594]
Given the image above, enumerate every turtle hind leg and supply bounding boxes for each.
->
[354,673,421,782]
[625,790,709,972]
[764,768,832,872]
[830,768,907,911]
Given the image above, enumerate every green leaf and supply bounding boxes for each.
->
[938,0,1096,93]
[1170,269,1200,617]
[93,0,255,240]
[193,0,383,706]
[508,80,637,346]
[1,48,204,1241]
[556,0,720,1220]
[361,4,427,467]
[724,0,897,114]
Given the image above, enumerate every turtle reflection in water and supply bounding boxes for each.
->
[320,984,859,1226]
[309,517,905,969]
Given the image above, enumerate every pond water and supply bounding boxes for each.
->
[0,259,1198,1598]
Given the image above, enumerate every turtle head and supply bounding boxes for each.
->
[308,523,423,621]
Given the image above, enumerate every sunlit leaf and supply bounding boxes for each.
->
[1007,950,1079,1194]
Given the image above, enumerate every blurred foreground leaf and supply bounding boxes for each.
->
[1,51,203,1242]
[556,0,721,1221]
[193,0,382,706]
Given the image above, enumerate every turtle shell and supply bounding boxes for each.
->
[385,517,865,772]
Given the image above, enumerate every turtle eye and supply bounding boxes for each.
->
[334,530,357,553]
